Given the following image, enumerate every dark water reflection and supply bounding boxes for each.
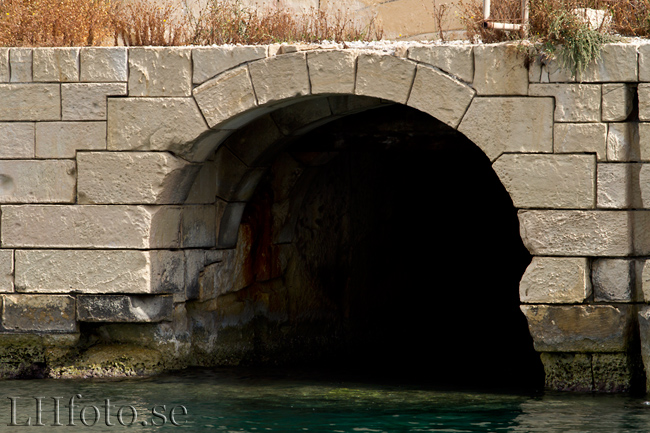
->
[0,368,648,432]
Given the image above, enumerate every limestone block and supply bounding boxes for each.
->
[80,47,127,82]
[307,50,356,94]
[0,123,34,158]
[215,146,251,201]
[192,66,258,129]
[592,258,636,302]
[192,45,267,84]
[77,294,173,322]
[458,97,553,161]
[518,210,633,256]
[129,47,192,97]
[407,44,474,83]
[0,250,13,293]
[520,304,635,352]
[2,294,76,332]
[493,154,595,209]
[602,84,634,122]
[635,259,650,302]
[638,83,650,121]
[580,43,638,82]
[519,257,591,304]
[591,353,637,393]
[0,48,8,82]
[407,64,475,129]
[529,83,601,122]
[539,353,593,392]
[77,152,198,204]
[554,123,607,161]
[0,84,60,121]
[185,161,217,204]
[248,52,310,105]
[107,97,210,160]
[638,123,650,161]
[271,98,332,135]
[62,83,127,121]
[217,202,246,248]
[355,53,416,104]
[473,43,528,95]
[528,55,543,83]
[184,249,206,301]
[636,306,650,388]
[15,250,184,294]
[639,43,650,82]
[182,205,217,248]
[10,48,32,82]
[35,121,106,158]
[0,160,75,203]
[33,48,79,82]
[607,122,640,161]
[224,114,285,167]
[597,163,630,209]
[1,205,181,249]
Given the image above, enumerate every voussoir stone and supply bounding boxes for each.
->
[107,97,210,159]
[307,50,357,94]
[80,47,127,82]
[35,121,106,158]
[193,66,258,128]
[77,152,199,204]
[529,83,601,122]
[407,44,474,83]
[0,160,75,203]
[0,84,60,120]
[33,47,79,82]
[0,123,34,158]
[493,154,595,209]
[355,53,416,104]
[15,250,184,295]
[1,205,182,249]
[129,47,192,97]
[77,294,173,323]
[407,64,475,128]
[519,257,591,303]
[473,43,528,95]
[554,123,607,161]
[192,45,267,84]
[521,304,635,352]
[2,294,76,333]
[248,52,310,105]
[458,97,553,161]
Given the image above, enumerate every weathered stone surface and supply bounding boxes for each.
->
[35,121,106,158]
[77,294,173,322]
[77,152,198,204]
[581,43,638,82]
[0,250,13,293]
[408,44,474,83]
[0,123,33,158]
[192,45,266,84]
[518,210,633,256]
[458,97,553,161]
[607,122,639,162]
[633,259,650,303]
[0,160,75,203]
[597,163,630,209]
[539,353,594,392]
[215,146,251,201]
[1,205,181,249]
[592,353,637,393]
[519,257,591,304]
[355,53,416,104]
[129,47,192,97]
[592,258,636,302]
[638,123,650,161]
[521,304,635,352]
[493,154,595,209]
[0,48,8,82]
[554,123,607,160]
[80,47,127,82]
[2,294,76,332]
[636,306,650,389]
[529,83,601,122]
[407,64,475,128]
[185,161,216,204]
[638,83,650,121]
[182,205,216,248]
[193,66,258,129]
[0,84,60,121]
[61,83,127,120]
[328,95,383,115]
[217,202,246,248]
[307,50,356,94]
[224,114,284,167]
[15,250,184,295]
[107,97,210,159]
[33,48,79,82]
[473,43,528,95]
[602,84,634,121]
[249,52,310,105]
[639,43,650,82]
[271,98,332,135]
[10,48,32,82]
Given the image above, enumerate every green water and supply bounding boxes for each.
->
[0,368,649,432]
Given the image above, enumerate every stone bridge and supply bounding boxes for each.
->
[0,41,648,390]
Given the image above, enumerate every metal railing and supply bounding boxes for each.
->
[483,0,529,34]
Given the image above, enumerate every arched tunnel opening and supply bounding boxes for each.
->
[221,102,544,390]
